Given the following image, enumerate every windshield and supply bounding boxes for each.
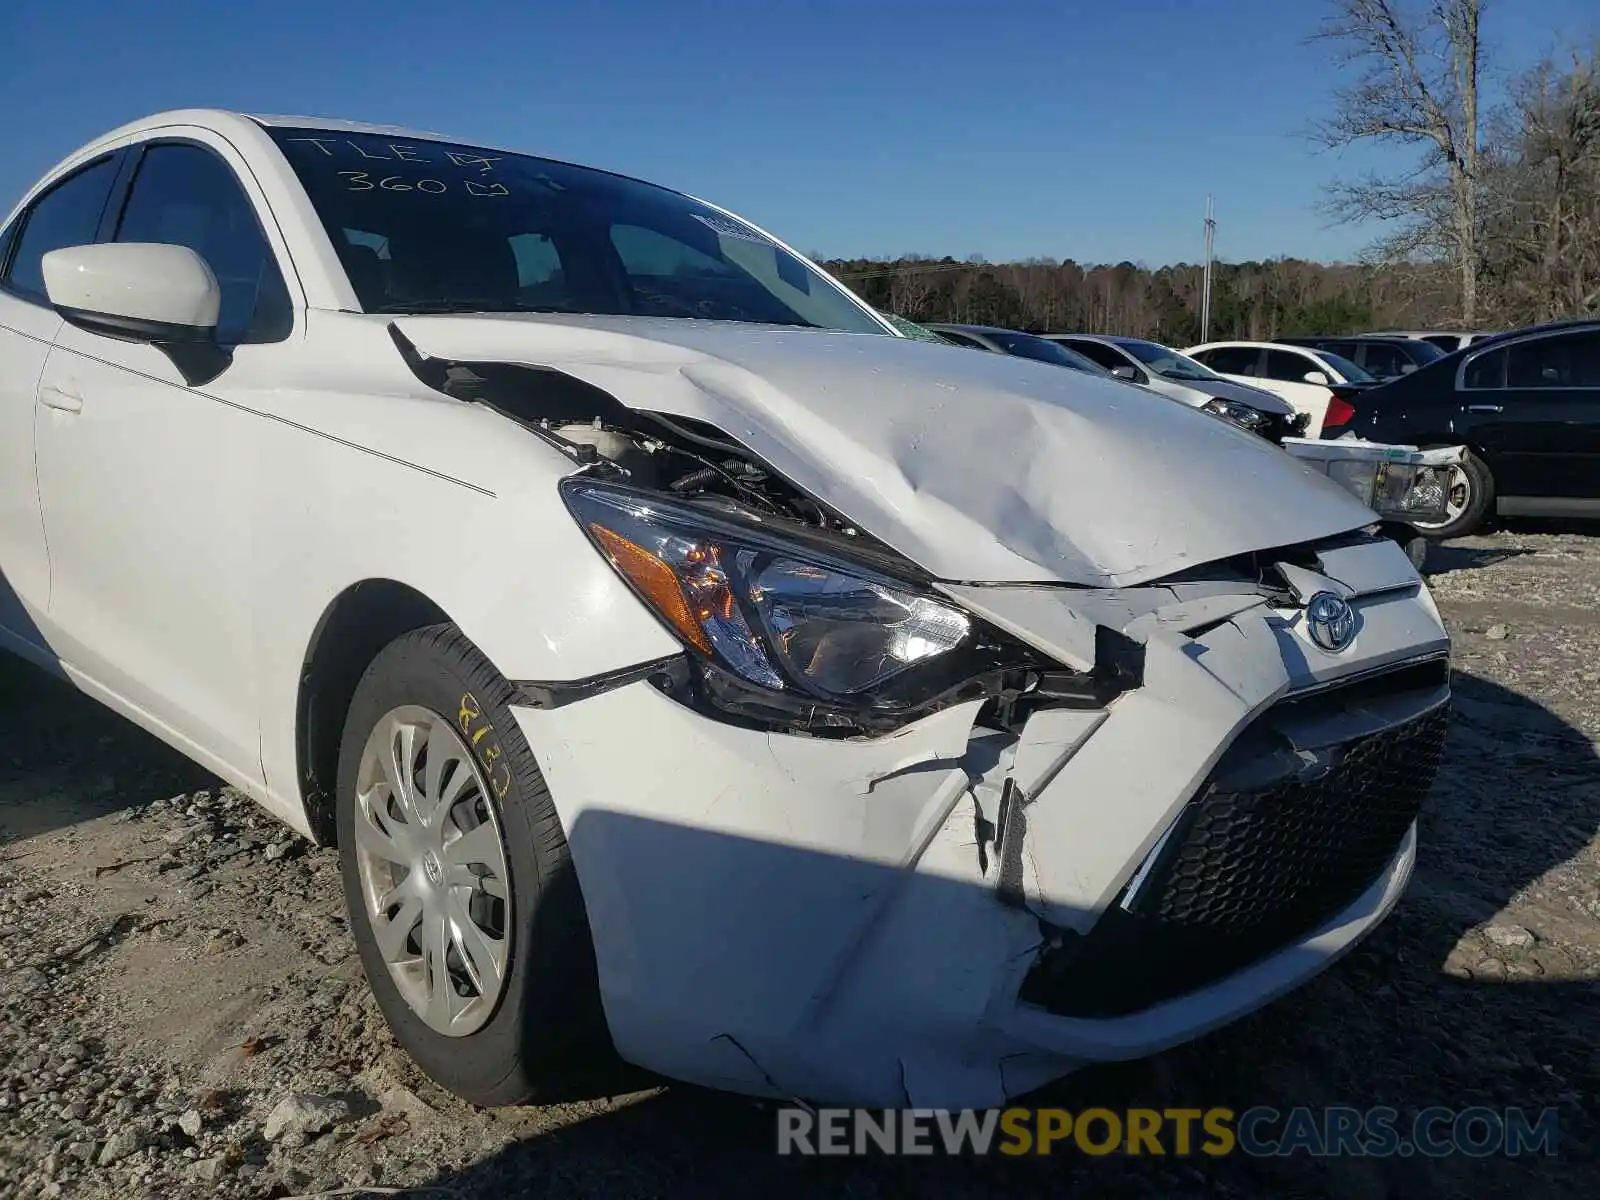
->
[269,128,888,332]
[987,330,1108,373]
[1311,350,1374,381]
[1408,338,1447,362]
[1115,339,1219,381]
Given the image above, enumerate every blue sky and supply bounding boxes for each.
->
[1,0,1592,266]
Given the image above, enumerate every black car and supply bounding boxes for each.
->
[1277,334,1446,381]
[1330,320,1600,538]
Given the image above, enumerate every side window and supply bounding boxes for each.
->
[2,157,120,302]
[114,144,291,344]
[1506,332,1600,388]
[1320,340,1359,360]
[1066,340,1128,372]
[1202,347,1263,376]
[1463,347,1506,389]
[1360,342,1407,378]
[1265,349,1315,381]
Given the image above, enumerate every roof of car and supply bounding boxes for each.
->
[926,323,1043,336]
[1470,318,1600,347]
[1369,329,1483,337]
[1279,334,1425,345]
[1191,340,1312,349]
[62,109,539,173]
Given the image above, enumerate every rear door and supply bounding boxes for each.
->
[1456,331,1600,501]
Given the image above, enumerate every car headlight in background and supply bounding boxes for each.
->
[1201,396,1271,431]
[562,479,976,704]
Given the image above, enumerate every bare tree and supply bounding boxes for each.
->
[1312,0,1486,322]
[1480,49,1600,322]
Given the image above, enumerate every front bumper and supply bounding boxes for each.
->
[512,537,1451,1108]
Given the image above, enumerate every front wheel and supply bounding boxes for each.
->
[336,623,624,1105]
[1378,522,1431,572]
[1407,448,1494,540]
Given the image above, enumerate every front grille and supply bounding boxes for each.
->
[1146,703,1447,930]
[1020,679,1449,1019]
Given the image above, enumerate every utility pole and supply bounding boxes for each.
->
[1200,195,1216,342]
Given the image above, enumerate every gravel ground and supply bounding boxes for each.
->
[1,526,1597,1199]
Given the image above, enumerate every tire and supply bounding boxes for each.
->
[1409,448,1494,540]
[336,623,625,1105]
[1378,522,1430,572]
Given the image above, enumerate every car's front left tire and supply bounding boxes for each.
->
[336,623,624,1105]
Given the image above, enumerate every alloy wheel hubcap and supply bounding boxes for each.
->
[353,705,512,1036]
[1410,464,1470,530]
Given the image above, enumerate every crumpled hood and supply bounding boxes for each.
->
[394,314,1379,587]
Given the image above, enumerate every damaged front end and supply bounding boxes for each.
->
[393,322,1137,739]
[397,322,1453,1109]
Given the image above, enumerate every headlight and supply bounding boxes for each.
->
[1202,396,1270,431]
[561,479,975,703]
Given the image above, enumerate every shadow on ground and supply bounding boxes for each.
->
[0,655,215,843]
[407,668,1598,1200]
[0,629,1593,1197]
[1425,542,1538,575]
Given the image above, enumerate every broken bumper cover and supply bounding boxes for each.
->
[511,537,1450,1109]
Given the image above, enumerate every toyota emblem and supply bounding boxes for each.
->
[1306,591,1357,654]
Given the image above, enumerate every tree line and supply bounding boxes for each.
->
[825,256,1444,345]
[825,4,1597,342]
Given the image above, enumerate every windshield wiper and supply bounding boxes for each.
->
[368,300,582,315]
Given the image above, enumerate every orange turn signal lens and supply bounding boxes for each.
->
[588,524,713,654]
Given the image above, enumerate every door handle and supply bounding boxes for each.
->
[38,383,82,413]
[1466,404,1503,414]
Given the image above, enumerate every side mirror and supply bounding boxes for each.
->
[1110,364,1138,380]
[1399,363,1418,374]
[43,243,220,343]
[1302,369,1330,386]
[43,243,231,384]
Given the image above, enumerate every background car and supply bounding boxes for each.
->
[1330,320,1600,538]
[1040,333,1307,441]
[1184,339,1378,437]
[1276,334,1446,381]
[1368,329,1500,354]
[923,322,1114,375]
[877,311,951,343]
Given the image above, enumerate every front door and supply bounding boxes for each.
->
[34,134,297,782]
[0,154,124,653]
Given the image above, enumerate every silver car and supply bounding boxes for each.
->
[1043,334,1307,440]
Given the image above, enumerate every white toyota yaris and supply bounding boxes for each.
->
[0,111,1451,1109]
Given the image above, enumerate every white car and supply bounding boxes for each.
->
[1184,340,1379,438]
[0,110,1452,1110]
